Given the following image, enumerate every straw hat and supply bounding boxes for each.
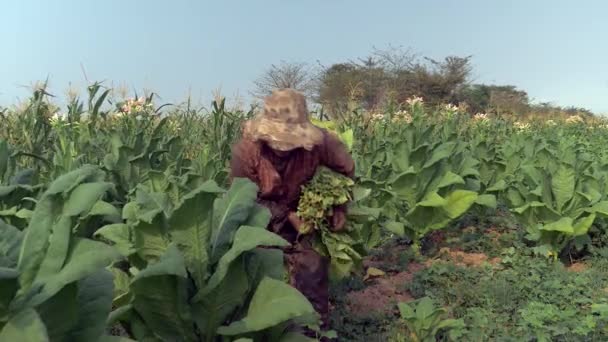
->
[244,88,323,151]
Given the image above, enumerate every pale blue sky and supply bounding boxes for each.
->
[1,0,607,113]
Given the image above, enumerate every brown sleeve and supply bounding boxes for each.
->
[229,138,259,184]
[319,130,355,179]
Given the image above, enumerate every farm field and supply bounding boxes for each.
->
[3,86,608,341]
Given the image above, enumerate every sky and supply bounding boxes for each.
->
[1,0,607,113]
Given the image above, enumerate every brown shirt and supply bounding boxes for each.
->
[229,129,355,240]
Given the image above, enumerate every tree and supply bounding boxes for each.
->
[251,61,318,100]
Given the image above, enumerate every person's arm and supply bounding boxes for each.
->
[319,130,356,231]
[320,130,355,179]
[229,138,258,184]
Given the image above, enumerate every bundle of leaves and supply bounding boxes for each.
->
[296,166,369,280]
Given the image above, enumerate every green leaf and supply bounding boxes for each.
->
[68,269,114,341]
[437,171,465,189]
[0,267,19,315]
[416,297,440,320]
[423,142,455,169]
[26,239,120,308]
[486,179,507,192]
[199,226,288,296]
[218,277,317,336]
[87,201,122,223]
[110,268,131,308]
[169,181,223,289]
[391,168,417,205]
[36,283,78,341]
[443,190,478,219]
[17,166,105,294]
[244,204,272,228]
[210,178,259,263]
[385,221,405,236]
[573,214,595,236]
[94,224,134,257]
[64,182,114,217]
[46,165,105,195]
[398,302,415,319]
[130,244,196,342]
[0,308,49,342]
[193,257,250,339]
[0,219,22,268]
[590,201,608,216]
[540,217,574,234]
[131,212,170,266]
[551,164,575,213]
[475,194,497,209]
[417,192,447,208]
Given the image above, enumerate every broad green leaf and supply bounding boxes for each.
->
[0,308,49,342]
[417,192,447,208]
[169,181,223,289]
[87,201,122,223]
[131,244,195,342]
[218,277,317,336]
[385,221,405,236]
[133,214,169,263]
[68,269,114,341]
[590,201,608,216]
[573,213,596,236]
[64,182,114,217]
[36,283,78,341]
[26,239,120,308]
[391,168,417,205]
[551,164,575,213]
[423,142,455,169]
[416,297,440,320]
[437,171,465,189]
[246,248,286,285]
[475,194,497,209]
[0,219,22,268]
[193,258,250,339]
[210,178,259,263]
[486,179,507,192]
[46,165,104,195]
[34,216,72,284]
[443,190,478,219]
[0,267,19,315]
[540,217,574,234]
[199,226,288,296]
[17,166,104,293]
[398,302,415,319]
[110,268,131,308]
[95,224,134,257]
[244,204,272,228]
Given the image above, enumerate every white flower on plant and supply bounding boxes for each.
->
[565,115,583,124]
[406,96,424,106]
[514,121,530,131]
[49,112,63,125]
[392,110,413,124]
[443,103,459,112]
[370,112,385,122]
[473,113,489,121]
[546,119,557,126]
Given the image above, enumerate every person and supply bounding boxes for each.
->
[229,88,355,331]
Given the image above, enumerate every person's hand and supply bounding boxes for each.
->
[330,206,347,232]
[288,211,305,232]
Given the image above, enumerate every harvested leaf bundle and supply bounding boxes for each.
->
[296,166,367,280]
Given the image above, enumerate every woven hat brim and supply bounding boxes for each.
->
[245,118,323,151]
